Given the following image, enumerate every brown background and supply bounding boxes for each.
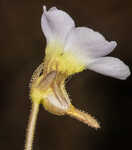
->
[0,0,132,150]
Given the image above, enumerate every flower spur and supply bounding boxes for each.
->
[24,6,130,150]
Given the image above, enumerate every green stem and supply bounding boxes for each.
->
[24,102,39,150]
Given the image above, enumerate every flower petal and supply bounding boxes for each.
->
[87,57,130,80]
[64,27,117,59]
[41,6,75,44]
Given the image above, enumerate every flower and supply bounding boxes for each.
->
[41,6,130,79]
[30,6,130,129]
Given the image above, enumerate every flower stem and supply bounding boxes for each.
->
[24,102,39,150]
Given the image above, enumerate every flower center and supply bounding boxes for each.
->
[44,43,85,76]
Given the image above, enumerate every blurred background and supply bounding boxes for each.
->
[0,0,132,150]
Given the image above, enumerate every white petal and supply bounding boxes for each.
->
[87,57,130,80]
[64,27,117,59]
[41,6,75,44]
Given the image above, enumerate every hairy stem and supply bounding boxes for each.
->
[24,102,39,150]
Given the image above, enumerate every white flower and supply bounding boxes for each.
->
[41,6,130,80]
[30,6,131,129]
